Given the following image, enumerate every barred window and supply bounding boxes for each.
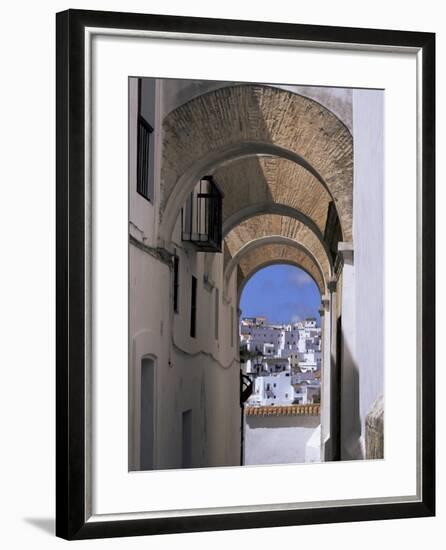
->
[190,276,197,338]
[137,115,154,201]
[136,79,155,202]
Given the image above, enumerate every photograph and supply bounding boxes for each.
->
[54,8,435,539]
[0,1,440,547]
[128,77,384,471]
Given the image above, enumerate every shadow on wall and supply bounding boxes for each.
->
[335,336,383,461]
[218,156,274,268]
[340,336,363,460]
[246,415,320,430]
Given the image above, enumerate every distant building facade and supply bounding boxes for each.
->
[241,317,321,406]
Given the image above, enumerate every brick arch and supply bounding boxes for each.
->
[226,235,327,295]
[224,214,331,283]
[159,84,353,245]
[217,156,331,235]
[222,204,332,273]
[235,242,325,296]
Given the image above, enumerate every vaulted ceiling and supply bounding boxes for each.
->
[161,83,353,295]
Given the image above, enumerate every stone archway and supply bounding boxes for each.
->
[224,213,332,285]
[159,85,353,246]
[218,156,332,237]
[234,242,326,296]
[225,235,327,296]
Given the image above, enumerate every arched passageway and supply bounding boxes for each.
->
[224,213,332,284]
[158,84,352,246]
[128,76,384,472]
[234,241,326,297]
[239,264,323,465]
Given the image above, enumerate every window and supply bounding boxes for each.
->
[136,79,155,202]
[190,276,197,338]
[173,254,179,313]
[214,288,219,340]
[140,357,155,470]
[137,116,153,200]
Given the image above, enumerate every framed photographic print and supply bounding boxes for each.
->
[56,9,435,540]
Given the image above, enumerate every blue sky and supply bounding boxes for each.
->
[239,264,321,325]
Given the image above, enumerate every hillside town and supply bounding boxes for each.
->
[240,316,321,407]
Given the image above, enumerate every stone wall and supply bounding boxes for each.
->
[365,395,384,460]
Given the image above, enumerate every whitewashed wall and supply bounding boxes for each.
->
[129,78,241,471]
[244,415,321,465]
[348,89,384,457]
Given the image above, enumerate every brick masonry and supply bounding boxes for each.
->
[216,156,331,233]
[224,213,330,282]
[161,84,353,241]
[236,243,325,294]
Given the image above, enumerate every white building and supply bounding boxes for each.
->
[241,316,321,373]
[249,370,294,406]
[243,317,321,407]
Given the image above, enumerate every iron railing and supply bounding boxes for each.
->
[137,115,153,201]
[181,176,223,252]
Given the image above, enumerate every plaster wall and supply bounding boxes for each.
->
[129,237,241,470]
[128,78,163,247]
[244,415,320,465]
[129,79,241,471]
[351,88,384,454]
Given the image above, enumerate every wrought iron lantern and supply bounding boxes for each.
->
[181,175,223,252]
[240,372,254,406]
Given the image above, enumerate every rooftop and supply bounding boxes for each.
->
[245,404,320,417]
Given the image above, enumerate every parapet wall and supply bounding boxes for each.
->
[244,407,320,465]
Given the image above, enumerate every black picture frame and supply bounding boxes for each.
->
[56,9,435,540]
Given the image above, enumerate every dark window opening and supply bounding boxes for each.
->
[136,79,155,202]
[137,116,153,201]
[140,357,155,470]
[190,276,197,338]
[173,255,179,314]
[214,288,219,340]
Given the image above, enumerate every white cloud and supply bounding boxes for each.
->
[289,269,313,288]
